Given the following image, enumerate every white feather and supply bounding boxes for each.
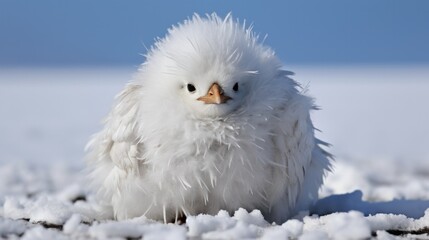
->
[86,13,331,223]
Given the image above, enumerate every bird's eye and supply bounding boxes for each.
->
[233,82,239,92]
[187,84,196,93]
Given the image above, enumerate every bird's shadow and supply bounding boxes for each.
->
[312,190,429,219]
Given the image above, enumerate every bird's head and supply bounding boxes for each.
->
[138,13,287,120]
[178,68,250,118]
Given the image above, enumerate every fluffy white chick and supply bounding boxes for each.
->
[86,13,331,224]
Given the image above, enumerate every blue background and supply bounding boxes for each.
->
[1,0,429,67]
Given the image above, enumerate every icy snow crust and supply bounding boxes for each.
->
[1,161,428,239]
[1,67,429,239]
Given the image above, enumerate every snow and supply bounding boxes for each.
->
[304,211,372,239]
[0,218,28,237]
[88,217,187,240]
[0,66,429,239]
[62,214,82,234]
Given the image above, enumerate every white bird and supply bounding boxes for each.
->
[86,13,331,224]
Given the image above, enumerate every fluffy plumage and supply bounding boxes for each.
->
[86,13,331,224]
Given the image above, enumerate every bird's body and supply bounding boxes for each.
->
[86,14,331,224]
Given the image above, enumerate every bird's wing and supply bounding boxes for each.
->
[87,82,143,176]
[271,93,317,210]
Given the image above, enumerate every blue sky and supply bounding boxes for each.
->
[1,0,429,67]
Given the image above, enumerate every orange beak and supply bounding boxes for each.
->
[197,83,231,104]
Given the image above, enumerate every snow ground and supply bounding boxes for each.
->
[0,66,428,239]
